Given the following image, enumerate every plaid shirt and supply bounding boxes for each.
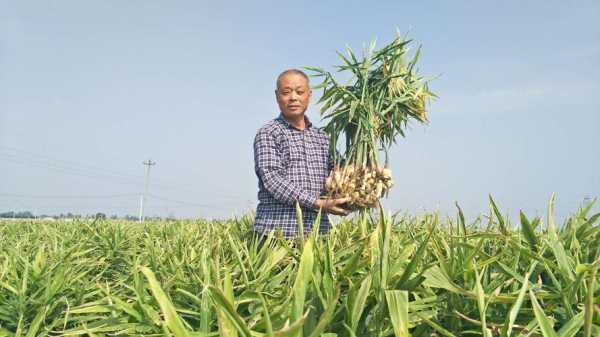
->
[253,114,333,238]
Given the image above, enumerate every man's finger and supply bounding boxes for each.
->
[335,197,351,205]
[330,206,349,216]
[327,206,341,215]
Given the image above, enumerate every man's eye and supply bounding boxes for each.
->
[297,91,305,95]
[281,91,291,95]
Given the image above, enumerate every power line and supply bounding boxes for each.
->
[0,146,143,180]
[0,193,138,199]
[1,147,248,201]
[1,154,146,187]
[0,192,251,209]
[146,194,234,209]
[0,147,195,193]
[1,147,256,216]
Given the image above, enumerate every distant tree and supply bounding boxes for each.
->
[166,212,176,221]
[0,211,15,218]
[18,211,34,219]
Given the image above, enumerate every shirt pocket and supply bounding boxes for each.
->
[288,143,305,164]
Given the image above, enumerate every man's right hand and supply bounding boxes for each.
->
[314,197,351,216]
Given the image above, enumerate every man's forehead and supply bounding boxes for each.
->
[279,82,308,89]
[279,74,308,85]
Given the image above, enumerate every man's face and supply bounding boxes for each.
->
[276,73,311,120]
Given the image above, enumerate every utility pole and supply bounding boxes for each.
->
[139,159,156,222]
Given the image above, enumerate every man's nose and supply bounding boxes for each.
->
[289,92,298,100]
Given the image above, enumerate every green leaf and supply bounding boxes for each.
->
[385,290,409,337]
[455,202,467,237]
[290,238,314,337]
[258,293,274,337]
[379,202,391,290]
[273,311,310,337]
[216,272,238,337]
[501,263,536,337]
[528,290,558,337]
[208,286,253,337]
[520,211,539,251]
[584,266,597,337]
[422,265,466,294]
[307,286,340,337]
[489,195,509,235]
[295,201,305,248]
[24,306,47,337]
[0,326,14,337]
[416,312,458,337]
[397,226,434,288]
[140,267,190,337]
[474,269,492,337]
[546,194,575,281]
[348,275,372,332]
[557,311,584,337]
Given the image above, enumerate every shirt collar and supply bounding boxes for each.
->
[277,113,313,131]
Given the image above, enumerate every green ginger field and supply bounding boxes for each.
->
[0,196,599,337]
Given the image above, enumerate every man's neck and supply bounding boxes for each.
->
[282,114,306,130]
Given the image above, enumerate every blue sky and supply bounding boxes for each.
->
[1,1,598,222]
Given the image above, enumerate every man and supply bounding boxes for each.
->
[253,69,350,241]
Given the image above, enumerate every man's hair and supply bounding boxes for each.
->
[276,69,310,91]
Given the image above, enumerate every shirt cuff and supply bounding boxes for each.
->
[298,191,317,210]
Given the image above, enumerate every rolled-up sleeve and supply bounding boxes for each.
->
[254,130,317,209]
